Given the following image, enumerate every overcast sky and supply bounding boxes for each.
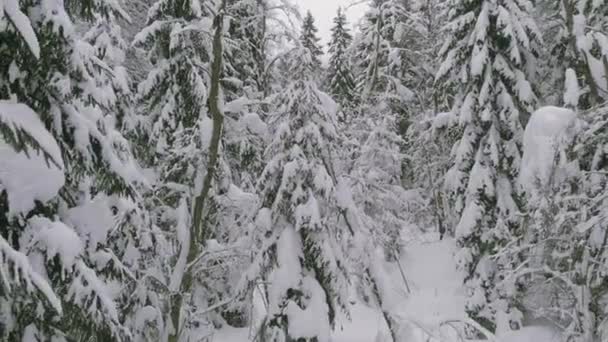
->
[294,0,368,51]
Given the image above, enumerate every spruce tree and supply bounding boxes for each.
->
[134,0,270,338]
[577,105,608,341]
[326,7,356,106]
[82,5,133,130]
[352,0,414,100]
[226,0,269,98]
[436,0,541,333]
[246,45,351,341]
[1,0,144,340]
[509,104,608,342]
[223,0,271,192]
[347,0,416,254]
[539,0,608,109]
[300,11,324,71]
[351,0,419,164]
[134,0,219,339]
[516,105,608,342]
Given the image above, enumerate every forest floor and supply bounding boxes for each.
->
[213,233,561,342]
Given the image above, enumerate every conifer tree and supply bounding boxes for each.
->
[577,105,608,341]
[347,0,416,253]
[539,0,608,109]
[245,45,352,341]
[326,7,356,106]
[507,105,608,342]
[82,3,133,130]
[223,0,272,191]
[418,0,450,104]
[300,11,324,71]
[436,0,541,333]
[226,0,269,98]
[134,0,270,338]
[134,0,220,339]
[353,0,414,100]
[351,0,419,170]
[523,110,591,342]
[1,0,145,340]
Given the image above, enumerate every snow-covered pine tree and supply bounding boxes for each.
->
[133,0,220,339]
[245,45,352,341]
[577,105,608,341]
[326,7,356,108]
[81,1,134,131]
[516,107,590,341]
[335,4,421,335]
[134,0,268,338]
[351,0,419,191]
[1,0,146,340]
[348,103,412,260]
[209,0,278,327]
[405,111,460,236]
[352,0,415,102]
[300,11,324,77]
[436,0,541,334]
[515,105,608,342]
[505,104,608,342]
[344,101,417,342]
[0,101,67,341]
[225,0,268,98]
[74,4,172,341]
[133,0,211,164]
[408,0,451,113]
[400,0,454,231]
[222,0,272,192]
[539,0,608,109]
[341,4,428,325]
[346,0,417,256]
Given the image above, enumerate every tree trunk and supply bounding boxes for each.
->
[168,2,226,341]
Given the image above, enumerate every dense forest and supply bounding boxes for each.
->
[1,0,608,341]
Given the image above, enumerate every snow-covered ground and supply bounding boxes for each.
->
[396,236,467,342]
[213,234,562,342]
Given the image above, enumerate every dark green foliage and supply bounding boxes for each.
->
[300,11,323,67]
[326,7,356,106]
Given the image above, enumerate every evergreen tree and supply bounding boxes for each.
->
[351,0,419,174]
[134,0,270,338]
[347,104,410,260]
[539,0,608,109]
[436,0,541,333]
[516,107,586,341]
[506,105,608,342]
[414,0,451,112]
[133,0,211,162]
[577,105,608,341]
[82,4,133,130]
[326,7,356,106]
[352,0,414,101]
[246,45,352,341]
[223,0,272,192]
[300,11,324,70]
[226,0,269,98]
[134,0,220,339]
[401,0,453,213]
[0,0,145,340]
[405,111,460,237]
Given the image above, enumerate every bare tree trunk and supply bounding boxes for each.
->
[168,2,226,341]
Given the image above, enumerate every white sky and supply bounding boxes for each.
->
[294,0,368,51]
